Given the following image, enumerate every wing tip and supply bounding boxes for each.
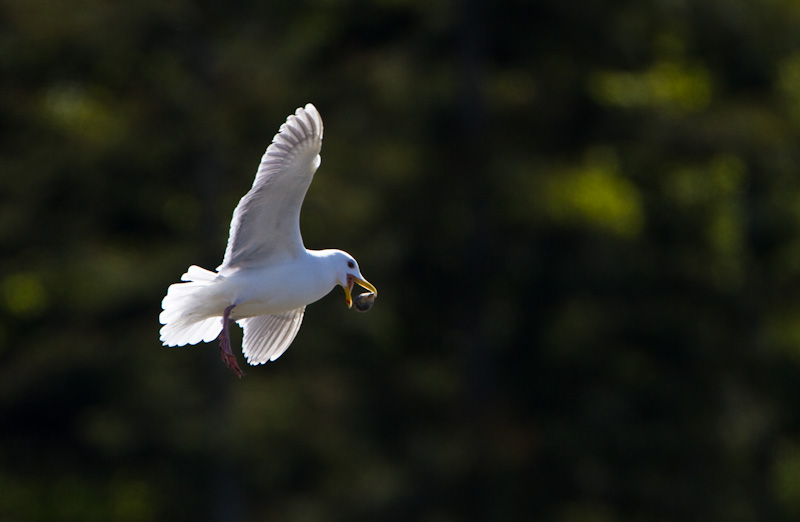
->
[297,103,323,140]
[302,102,319,119]
[240,307,305,366]
[270,103,323,150]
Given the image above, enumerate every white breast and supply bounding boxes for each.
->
[223,253,338,319]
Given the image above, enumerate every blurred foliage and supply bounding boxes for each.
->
[3,0,800,521]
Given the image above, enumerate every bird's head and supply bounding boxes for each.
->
[333,251,377,308]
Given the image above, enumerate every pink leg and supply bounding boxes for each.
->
[219,304,244,378]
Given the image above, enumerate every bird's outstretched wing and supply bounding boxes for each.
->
[238,307,306,364]
[218,104,323,271]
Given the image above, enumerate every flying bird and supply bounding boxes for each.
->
[159,104,377,377]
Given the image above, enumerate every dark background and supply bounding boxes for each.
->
[3,0,800,520]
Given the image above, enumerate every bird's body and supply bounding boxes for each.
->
[160,104,376,376]
[224,251,344,318]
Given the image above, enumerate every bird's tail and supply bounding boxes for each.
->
[159,265,224,346]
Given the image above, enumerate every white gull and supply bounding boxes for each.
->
[159,104,377,377]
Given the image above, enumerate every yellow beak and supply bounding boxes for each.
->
[344,276,378,308]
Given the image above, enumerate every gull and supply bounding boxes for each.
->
[159,104,377,377]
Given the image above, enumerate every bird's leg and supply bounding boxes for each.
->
[219,304,244,378]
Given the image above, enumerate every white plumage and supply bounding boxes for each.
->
[159,104,377,376]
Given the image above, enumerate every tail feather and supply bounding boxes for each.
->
[182,264,219,282]
[160,265,224,346]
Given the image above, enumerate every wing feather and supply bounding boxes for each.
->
[218,104,323,271]
[238,307,306,364]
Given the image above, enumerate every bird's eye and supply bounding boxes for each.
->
[347,260,355,269]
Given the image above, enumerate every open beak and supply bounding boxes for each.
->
[344,274,378,308]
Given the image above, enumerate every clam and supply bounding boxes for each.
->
[353,291,376,312]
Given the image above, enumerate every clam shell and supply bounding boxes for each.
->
[353,291,376,312]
